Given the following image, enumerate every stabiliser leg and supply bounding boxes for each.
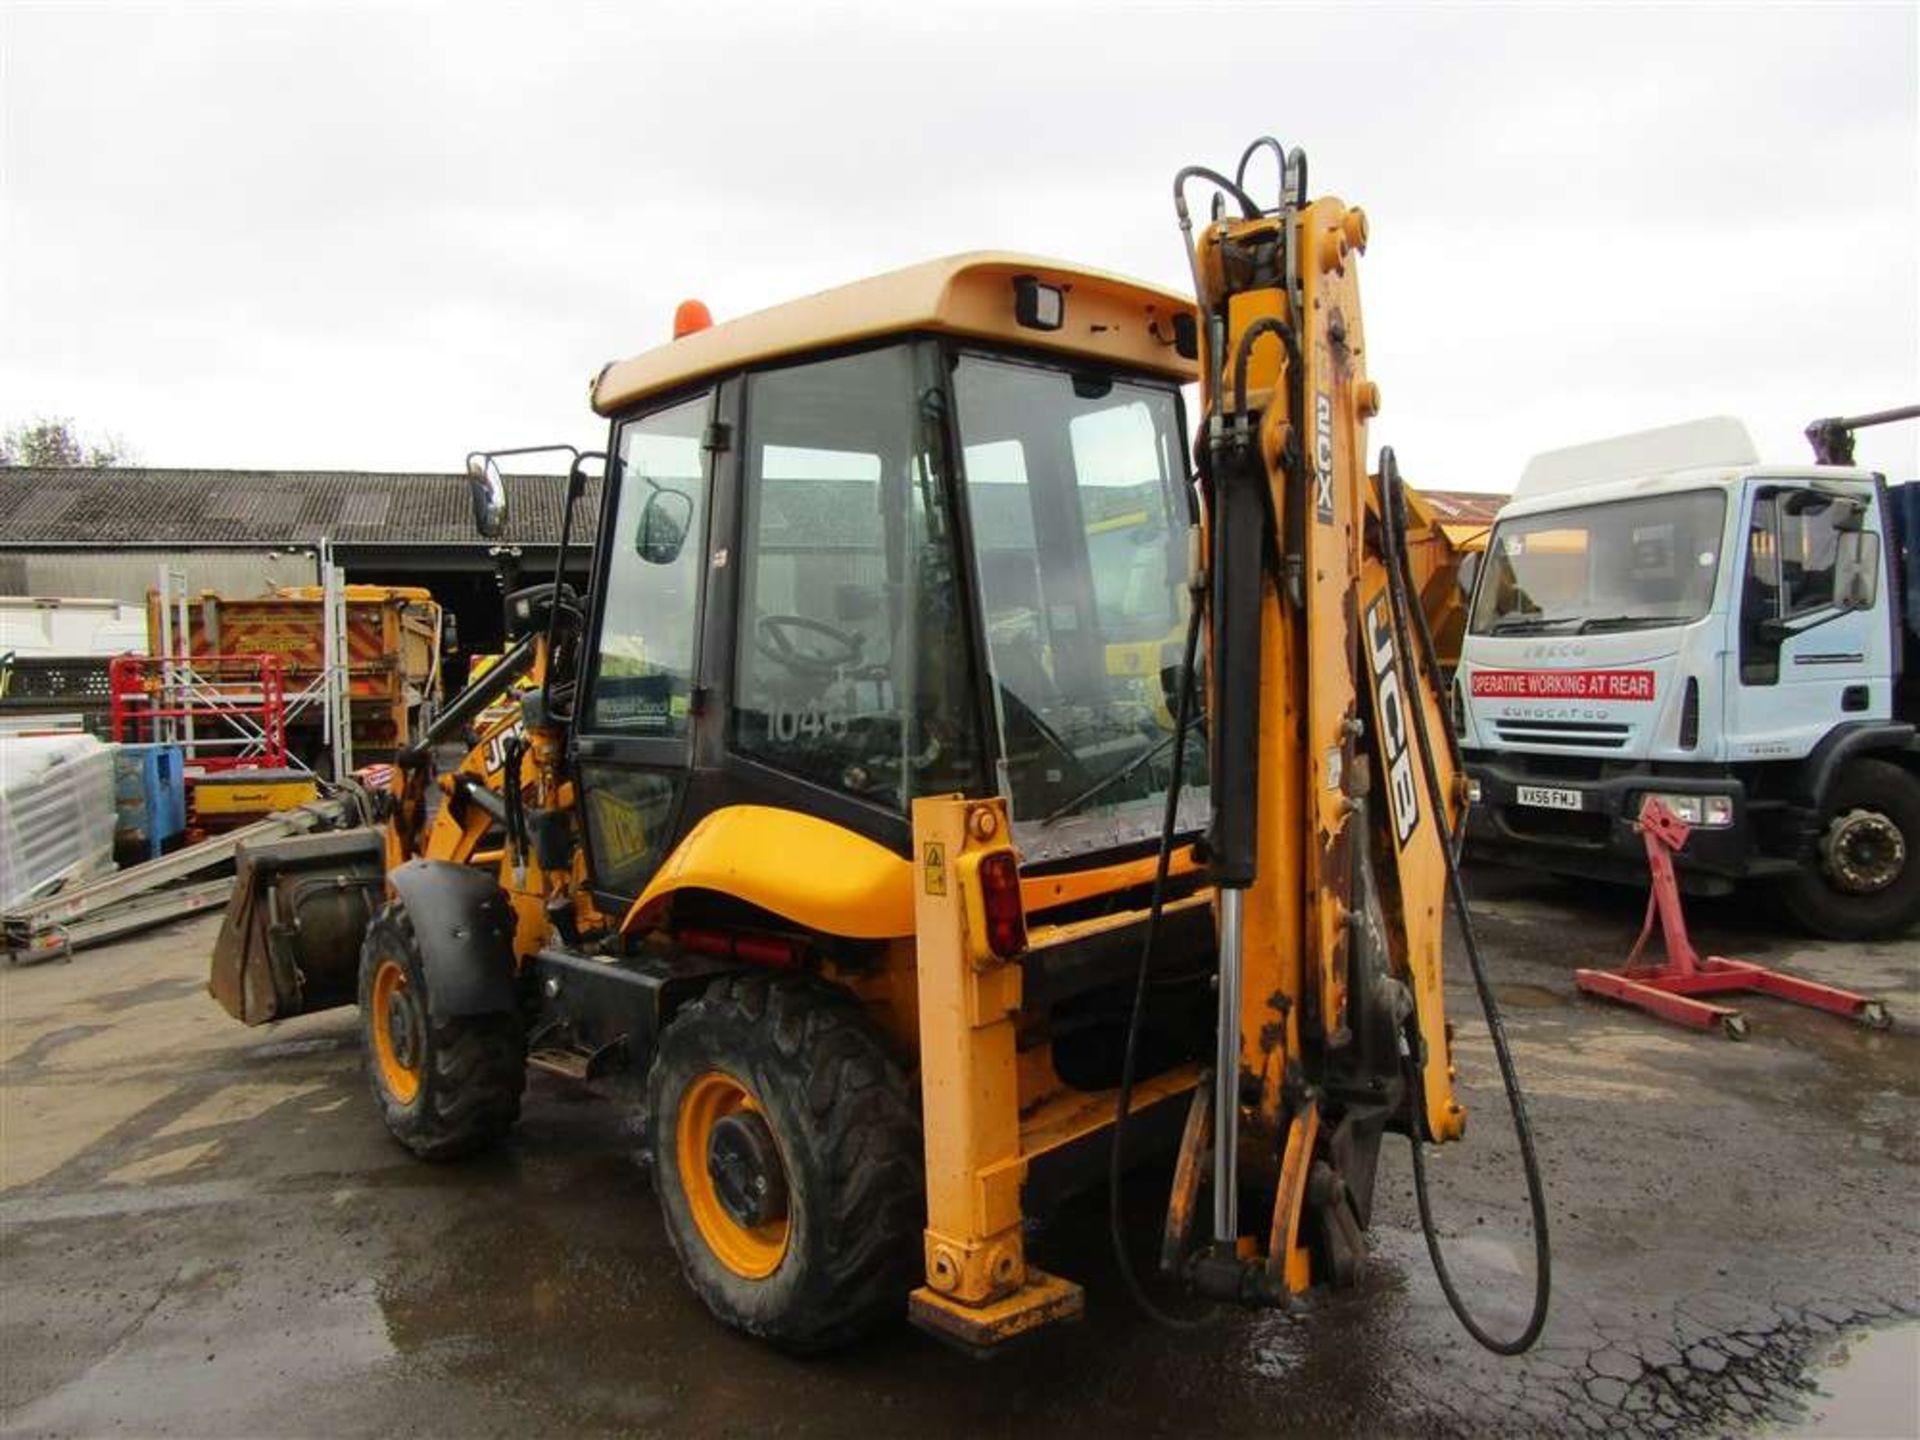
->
[905,797,1084,1350]
[1574,798,1892,1039]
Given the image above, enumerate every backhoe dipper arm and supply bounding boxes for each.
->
[1183,149,1464,1296]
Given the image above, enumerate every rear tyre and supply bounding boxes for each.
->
[1782,759,1920,940]
[648,973,923,1353]
[358,899,525,1159]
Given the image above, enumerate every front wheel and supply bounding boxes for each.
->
[358,900,526,1159]
[1781,759,1920,940]
[647,973,923,1352]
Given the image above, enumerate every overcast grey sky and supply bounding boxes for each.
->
[2,1,1915,487]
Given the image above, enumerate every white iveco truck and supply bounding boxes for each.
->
[1458,411,1920,939]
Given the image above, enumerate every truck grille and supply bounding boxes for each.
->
[1492,719,1629,750]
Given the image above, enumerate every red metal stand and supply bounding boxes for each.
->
[109,653,290,772]
[1573,798,1891,1040]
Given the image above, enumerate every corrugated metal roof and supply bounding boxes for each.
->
[0,468,601,547]
[0,468,1507,552]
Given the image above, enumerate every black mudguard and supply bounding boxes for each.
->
[1799,721,1918,807]
[387,860,522,1019]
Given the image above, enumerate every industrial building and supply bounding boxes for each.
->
[0,466,599,657]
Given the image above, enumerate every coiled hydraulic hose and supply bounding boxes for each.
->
[1376,447,1552,1355]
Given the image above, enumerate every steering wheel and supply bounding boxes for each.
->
[754,614,865,678]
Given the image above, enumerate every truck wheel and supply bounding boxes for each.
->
[1782,759,1920,940]
[357,900,526,1159]
[648,973,923,1352]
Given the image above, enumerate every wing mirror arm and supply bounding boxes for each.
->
[1758,610,1836,645]
[465,441,606,540]
[463,442,607,725]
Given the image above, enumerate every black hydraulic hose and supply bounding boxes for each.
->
[1377,448,1551,1355]
[1173,166,1256,439]
[1230,317,1300,423]
[1172,165,1263,226]
[1107,575,1213,1330]
[1234,136,1288,200]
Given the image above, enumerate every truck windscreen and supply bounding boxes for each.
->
[1470,490,1727,636]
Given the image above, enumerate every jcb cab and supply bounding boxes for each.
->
[215,155,1516,1354]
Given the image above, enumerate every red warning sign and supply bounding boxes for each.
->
[1469,669,1656,701]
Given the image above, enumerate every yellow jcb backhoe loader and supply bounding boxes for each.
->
[211,138,1548,1355]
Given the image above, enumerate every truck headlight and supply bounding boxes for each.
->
[1643,792,1733,828]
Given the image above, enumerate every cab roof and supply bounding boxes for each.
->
[590,252,1198,417]
[1516,416,1760,500]
[1500,415,1879,524]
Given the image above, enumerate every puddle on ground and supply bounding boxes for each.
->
[1780,1321,1920,1438]
[1492,983,1564,1009]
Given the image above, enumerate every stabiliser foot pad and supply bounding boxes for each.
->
[907,1269,1084,1353]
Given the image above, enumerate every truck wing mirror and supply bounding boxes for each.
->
[466,455,507,538]
[1758,531,1881,643]
[636,486,694,565]
[1834,529,1881,611]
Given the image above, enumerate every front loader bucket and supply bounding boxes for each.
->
[210,827,387,1025]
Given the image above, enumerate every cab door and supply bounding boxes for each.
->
[574,385,722,905]
[1725,480,1888,756]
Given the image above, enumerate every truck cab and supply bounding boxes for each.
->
[1458,416,1919,938]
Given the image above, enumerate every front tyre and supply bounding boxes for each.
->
[1782,759,1920,940]
[358,900,526,1159]
[648,973,923,1353]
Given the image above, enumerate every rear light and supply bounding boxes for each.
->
[1467,777,1483,804]
[676,927,801,968]
[1678,676,1699,750]
[978,851,1027,958]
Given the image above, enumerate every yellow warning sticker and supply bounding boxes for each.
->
[923,841,947,896]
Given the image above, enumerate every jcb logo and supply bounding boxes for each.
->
[1367,596,1421,847]
[483,722,527,776]
[1313,391,1335,524]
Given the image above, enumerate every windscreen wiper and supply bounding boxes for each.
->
[1487,615,1582,634]
[1576,613,1690,633]
[1041,730,1187,826]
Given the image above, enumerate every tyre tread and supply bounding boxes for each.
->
[651,971,923,1351]
[360,899,525,1162]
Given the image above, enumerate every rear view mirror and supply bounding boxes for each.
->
[466,455,507,538]
[636,487,694,565]
[1834,530,1881,611]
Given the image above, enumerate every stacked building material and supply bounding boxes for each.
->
[0,734,116,910]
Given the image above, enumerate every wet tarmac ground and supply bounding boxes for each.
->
[2,867,1916,1438]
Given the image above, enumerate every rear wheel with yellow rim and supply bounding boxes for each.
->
[357,900,525,1160]
[648,972,923,1352]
